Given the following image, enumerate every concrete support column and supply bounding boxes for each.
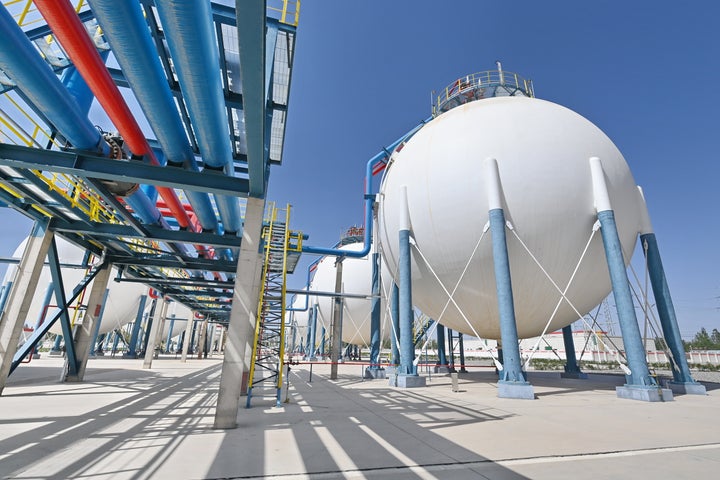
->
[66,264,112,381]
[435,324,449,373]
[125,295,147,358]
[197,318,209,359]
[486,158,534,399]
[330,258,344,380]
[561,325,587,379]
[640,231,704,394]
[143,297,167,369]
[0,221,53,395]
[590,157,671,402]
[365,251,385,379]
[215,196,266,429]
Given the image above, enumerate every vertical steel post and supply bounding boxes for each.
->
[308,304,317,360]
[485,158,534,399]
[436,324,448,372]
[447,328,456,372]
[368,251,381,370]
[458,333,468,373]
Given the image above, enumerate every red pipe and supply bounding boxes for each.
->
[34,0,197,232]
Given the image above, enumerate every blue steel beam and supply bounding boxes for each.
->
[0,144,250,197]
[49,219,243,248]
[236,0,269,197]
[108,255,237,273]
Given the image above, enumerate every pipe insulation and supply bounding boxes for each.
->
[33,0,196,231]
[0,4,162,226]
[87,0,221,232]
[154,0,242,234]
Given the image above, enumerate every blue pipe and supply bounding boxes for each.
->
[0,5,167,228]
[87,0,221,233]
[153,0,242,234]
[302,119,430,258]
[59,50,109,115]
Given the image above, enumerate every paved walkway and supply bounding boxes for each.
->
[1,356,719,479]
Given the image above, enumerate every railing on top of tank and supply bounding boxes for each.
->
[432,70,534,117]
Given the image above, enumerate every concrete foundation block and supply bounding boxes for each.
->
[616,385,673,402]
[364,367,386,379]
[390,374,426,388]
[384,366,397,377]
[665,381,707,396]
[498,381,535,399]
[561,371,589,380]
[434,366,451,374]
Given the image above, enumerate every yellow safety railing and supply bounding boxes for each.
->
[267,0,300,27]
[432,69,534,117]
[3,0,87,28]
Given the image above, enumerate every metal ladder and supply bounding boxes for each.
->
[246,204,299,407]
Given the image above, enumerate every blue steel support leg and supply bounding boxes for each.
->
[140,299,158,356]
[33,282,54,357]
[89,288,111,355]
[561,325,587,379]
[0,281,12,314]
[489,208,534,399]
[320,327,326,359]
[47,238,79,378]
[365,251,385,378]
[458,333,468,373]
[597,210,669,401]
[111,331,120,356]
[165,314,176,353]
[393,199,425,388]
[52,335,63,353]
[447,328,456,372]
[125,295,147,358]
[390,283,400,367]
[641,233,705,394]
[435,324,449,373]
[308,305,318,361]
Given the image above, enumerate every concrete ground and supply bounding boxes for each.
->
[1,356,719,479]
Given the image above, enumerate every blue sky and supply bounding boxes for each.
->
[1,1,719,339]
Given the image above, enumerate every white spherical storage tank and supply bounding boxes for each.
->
[3,236,161,336]
[377,96,643,340]
[310,242,388,346]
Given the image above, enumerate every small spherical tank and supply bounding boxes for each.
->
[377,96,643,339]
[310,243,388,346]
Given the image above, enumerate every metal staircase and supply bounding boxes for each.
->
[246,204,302,407]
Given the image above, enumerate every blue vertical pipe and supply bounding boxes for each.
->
[126,295,147,358]
[641,233,696,384]
[369,252,381,369]
[89,288,110,355]
[562,325,582,373]
[390,283,400,366]
[165,314,176,353]
[489,209,526,383]
[436,324,447,368]
[597,210,654,386]
[60,50,110,116]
